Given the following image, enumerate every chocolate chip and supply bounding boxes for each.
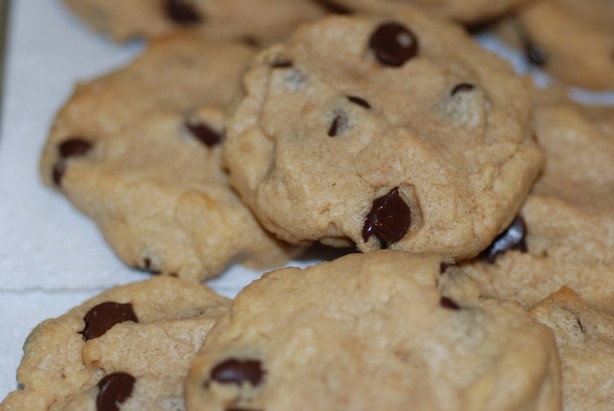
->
[440,297,461,310]
[53,138,93,186]
[164,0,201,24]
[525,42,546,66]
[369,22,418,67]
[81,302,138,341]
[59,138,93,158]
[347,95,371,109]
[311,0,352,14]
[271,58,293,68]
[96,372,135,411]
[451,83,475,96]
[479,216,528,264]
[362,188,411,248]
[328,115,345,137]
[210,359,264,387]
[185,121,223,147]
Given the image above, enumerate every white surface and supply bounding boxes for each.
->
[0,0,612,402]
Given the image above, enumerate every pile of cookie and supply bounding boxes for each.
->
[2,0,613,410]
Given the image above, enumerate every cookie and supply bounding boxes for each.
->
[185,250,561,411]
[322,0,530,24]
[64,0,328,44]
[224,12,543,261]
[529,287,614,411]
[40,33,296,281]
[0,276,230,410]
[514,0,614,89]
[462,97,614,313]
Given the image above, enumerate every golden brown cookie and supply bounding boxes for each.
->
[224,12,543,261]
[40,33,296,281]
[529,287,614,411]
[463,97,614,313]
[513,0,614,89]
[1,277,229,411]
[186,251,561,411]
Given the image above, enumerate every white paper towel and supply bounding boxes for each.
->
[0,0,612,402]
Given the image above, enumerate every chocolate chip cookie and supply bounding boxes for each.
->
[325,0,531,24]
[463,97,614,313]
[64,0,327,44]
[514,0,614,89]
[529,287,614,411]
[40,33,296,281]
[1,277,230,410]
[224,12,543,261]
[186,250,561,411]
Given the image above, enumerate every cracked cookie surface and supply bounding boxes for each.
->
[1,277,230,411]
[224,12,543,260]
[186,250,561,411]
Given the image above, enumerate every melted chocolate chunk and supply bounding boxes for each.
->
[328,115,347,137]
[440,297,461,310]
[369,22,418,67]
[59,138,93,158]
[96,372,135,411]
[210,359,264,386]
[81,302,138,341]
[164,0,201,24]
[347,95,371,109]
[525,42,546,66]
[451,83,475,96]
[186,121,223,147]
[479,216,528,264]
[53,138,93,186]
[362,188,411,248]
